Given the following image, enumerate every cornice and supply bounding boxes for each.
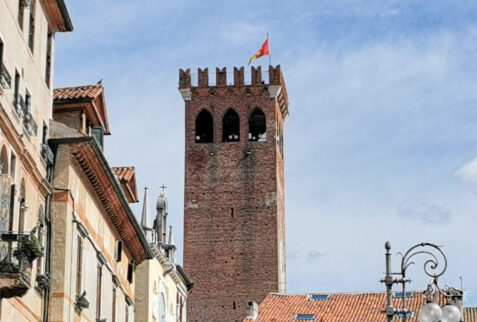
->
[49,137,153,263]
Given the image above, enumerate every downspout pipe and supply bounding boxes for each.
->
[42,150,55,322]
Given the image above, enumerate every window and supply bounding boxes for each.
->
[112,287,117,322]
[8,153,16,232]
[18,179,26,232]
[222,108,239,142]
[127,262,133,283]
[10,152,16,180]
[35,206,45,279]
[28,0,36,52]
[178,295,184,322]
[96,265,102,320]
[248,108,266,141]
[42,122,48,145]
[394,292,413,298]
[195,109,213,143]
[158,293,166,322]
[115,240,122,262]
[92,126,104,150]
[295,314,315,320]
[25,89,31,112]
[0,146,7,175]
[8,183,15,231]
[76,236,83,296]
[14,71,20,103]
[0,39,3,65]
[45,33,52,87]
[18,0,25,29]
[310,294,330,300]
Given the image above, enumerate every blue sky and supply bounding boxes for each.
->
[55,0,477,306]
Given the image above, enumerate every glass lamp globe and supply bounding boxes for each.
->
[441,304,461,322]
[419,302,442,322]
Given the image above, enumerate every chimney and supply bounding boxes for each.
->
[246,301,258,321]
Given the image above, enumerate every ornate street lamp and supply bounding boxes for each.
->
[380,241,463,322]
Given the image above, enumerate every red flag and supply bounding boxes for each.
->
[249,37,270,65]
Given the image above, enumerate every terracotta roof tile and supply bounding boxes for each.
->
[244,292,473,322]
[465,308,477,321]
[112,167,139,203]
[54,84,102,101]
[113,166,135,181]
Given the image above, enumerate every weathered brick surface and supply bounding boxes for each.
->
[181,66,288,322]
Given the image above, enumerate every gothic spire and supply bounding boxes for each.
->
[141,187,152,230]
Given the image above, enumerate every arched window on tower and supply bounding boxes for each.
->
[222,108,240,142]
[195,109,213,143]
[248,108,266,142]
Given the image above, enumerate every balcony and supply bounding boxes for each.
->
[23,109,38,136]
[12,94,38,136]
[0,62,11,90]
[0,230,43,298]
[41,143,54,166]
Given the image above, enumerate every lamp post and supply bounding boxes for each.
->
[380,241,463,322]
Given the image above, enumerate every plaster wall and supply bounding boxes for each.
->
[49,144,136,322]
[0,0,59,320]
[135,258,187,322]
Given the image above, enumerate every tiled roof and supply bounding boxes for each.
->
[113,166,135,181]
[54,84,102,101]
[465,308,477,321]
[243,292,474,322]
[112,167,139,203]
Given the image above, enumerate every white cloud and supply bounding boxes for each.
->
[221,22,266,46]
[380,7,400,17]
[306,250,326,262]
[456,157,477,184]
[54,0,477,305]
[396,198,451,225]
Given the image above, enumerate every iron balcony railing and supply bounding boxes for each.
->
[0,230,43,297]
[13,93,25,118]
[12,94,38,136]
[0,62,11,90]
[41,143,54,165]
[23,108,38,136]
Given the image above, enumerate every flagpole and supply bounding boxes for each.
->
[267,32,272,66]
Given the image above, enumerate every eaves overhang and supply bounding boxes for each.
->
[42,0,73,32]
[49,136,153,263]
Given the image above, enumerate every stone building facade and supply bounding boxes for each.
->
[48,84,153,322]
[180,66,289,321]
[135,188,193,322]
[0,0,72,321]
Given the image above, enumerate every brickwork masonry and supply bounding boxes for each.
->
[181,65,288,321]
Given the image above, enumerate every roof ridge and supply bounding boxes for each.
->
[269,290,425,296]
[54,83,101,90]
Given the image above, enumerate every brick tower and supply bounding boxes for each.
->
[180,65,288,321]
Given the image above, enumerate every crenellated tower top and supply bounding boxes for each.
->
[178,65,288,118]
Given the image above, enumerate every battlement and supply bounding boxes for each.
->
[179,65,285,88]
